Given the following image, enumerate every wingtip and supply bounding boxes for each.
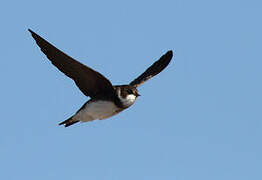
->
[28,29,37,36]
[166,50,173,57]
[28,29,36,37]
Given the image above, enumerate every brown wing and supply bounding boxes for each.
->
[129,50,173,87]
[29,29,115,99]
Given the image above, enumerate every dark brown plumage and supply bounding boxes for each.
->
[129,51,173,87]
[28,29,117,100]
[29,29,173,127]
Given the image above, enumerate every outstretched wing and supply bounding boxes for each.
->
[29,29,116,99]
[129,50,173,87]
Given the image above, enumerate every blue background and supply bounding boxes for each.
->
[1,0,261,179]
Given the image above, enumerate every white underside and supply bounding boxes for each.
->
[73,100,121,122]
[119,94,136,107]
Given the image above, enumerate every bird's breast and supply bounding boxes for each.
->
[76,100,122,121]
[118,94,137,108]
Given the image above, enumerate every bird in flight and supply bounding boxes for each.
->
[29,29,173,127]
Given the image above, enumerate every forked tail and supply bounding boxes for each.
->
[59,117,79,127]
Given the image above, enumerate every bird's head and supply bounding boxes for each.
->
[115,85,140,108]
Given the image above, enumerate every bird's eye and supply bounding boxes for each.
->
[127,89,133,94]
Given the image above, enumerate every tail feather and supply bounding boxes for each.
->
[59,117,79,127]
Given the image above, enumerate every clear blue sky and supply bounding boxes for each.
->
[1,0,261,179]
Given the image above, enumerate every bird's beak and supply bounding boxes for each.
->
[137,93,141,97]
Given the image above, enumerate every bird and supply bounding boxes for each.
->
[28,29,173,127]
